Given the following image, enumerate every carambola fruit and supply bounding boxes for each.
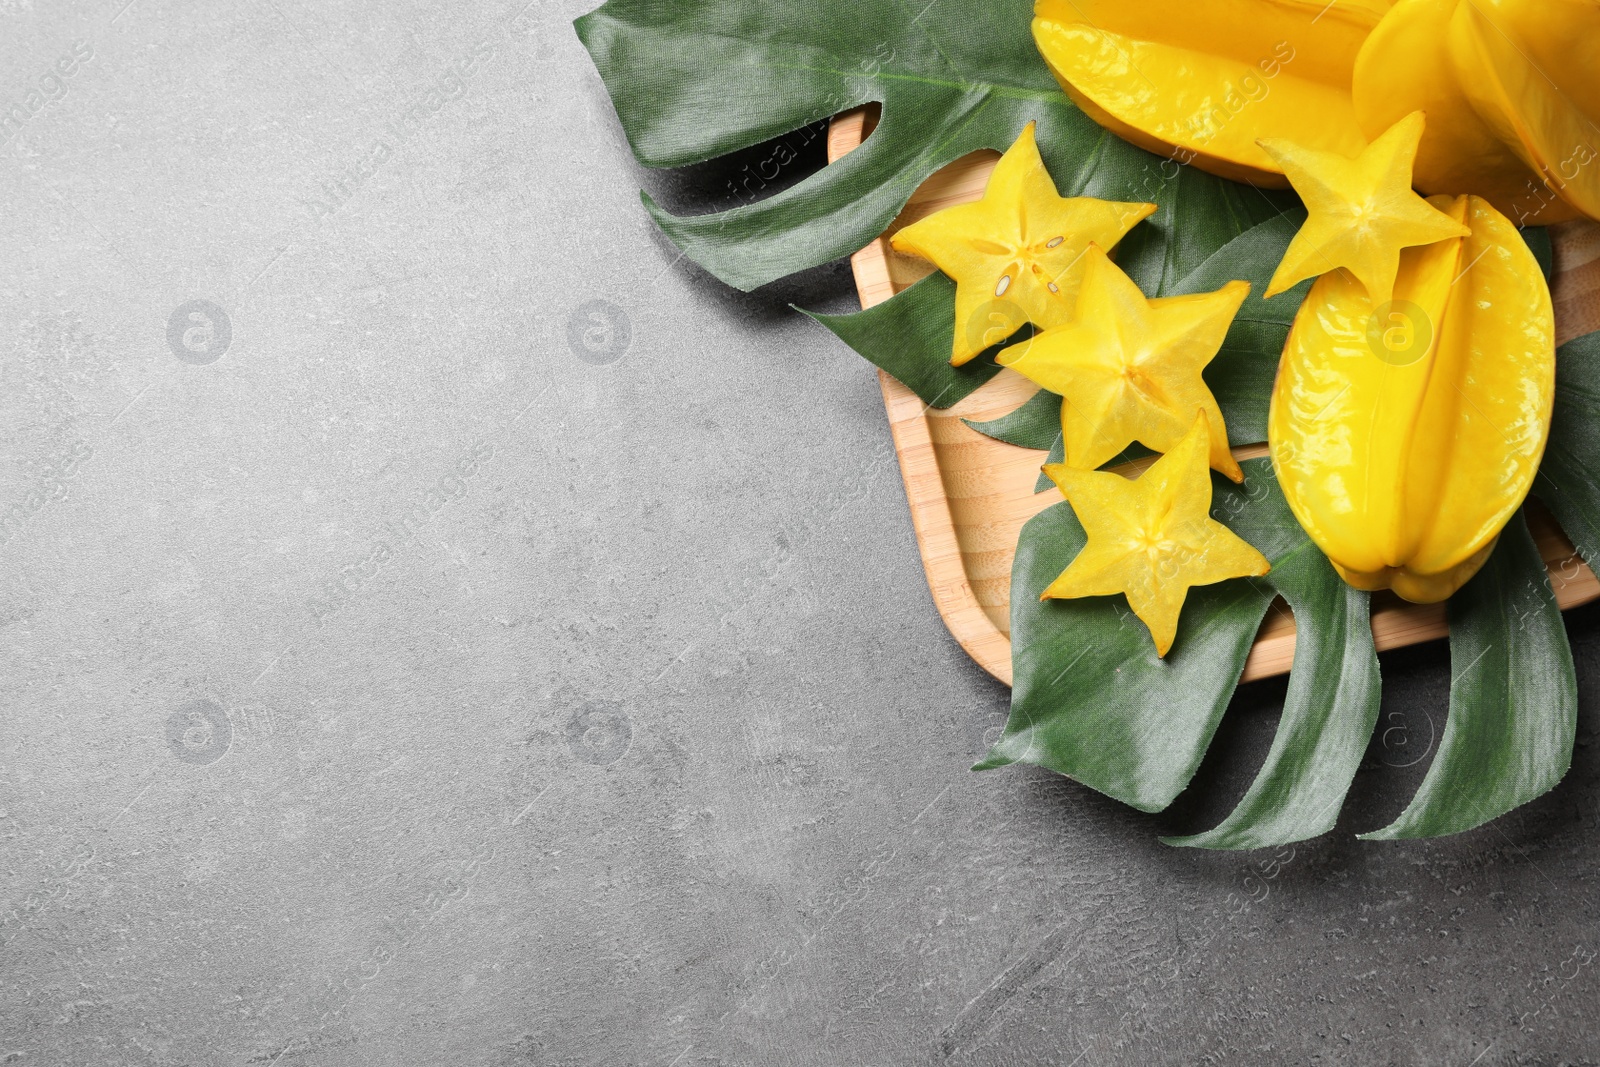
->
[1267,194,1555,602]
[1031,0,1390,185]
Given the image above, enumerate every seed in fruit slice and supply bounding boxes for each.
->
[889,122,1154,367]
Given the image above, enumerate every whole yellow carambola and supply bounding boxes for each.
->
[1268,195,1554,603]
[1031,0,1392,184]
[1032,0,1600,224]
[1354,0,1600,225]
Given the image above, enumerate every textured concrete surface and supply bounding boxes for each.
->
[2,2,1598,1064]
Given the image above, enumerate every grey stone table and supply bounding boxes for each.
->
[2,1,1597,1064]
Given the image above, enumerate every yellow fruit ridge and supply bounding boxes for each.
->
[1000,245,1248,483]
[1451,0,1600,222]
[1353,0,1600,225]
[889,122,1155,367]
[1032,0,1389,184]
[1268,194,1555,603]
[1043,415,1271,658]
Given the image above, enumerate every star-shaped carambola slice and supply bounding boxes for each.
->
[1258,111,1471,306]
[1042,415,1270,657]
[890,121,1155,366]
[998,245,1247,482]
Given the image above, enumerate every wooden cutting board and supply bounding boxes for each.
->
[827,105,1600,686]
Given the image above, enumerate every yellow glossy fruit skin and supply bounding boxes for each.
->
[1450,0,1600,223]
[1352,0,1543,217]
[1032,0,1389,184]
[1268,195,1555,603]
[1353,0,1600,225]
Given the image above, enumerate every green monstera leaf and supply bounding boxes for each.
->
[1535,331,1600,566]
[802,274,1007,410]
[992,452,1582,847]
[577,0,1297,407]
[1165,542,1380,850]
[579,0,1587,846]
[1360,511,1576,840]
[982,457,1382,848]
[964,380,1061,452]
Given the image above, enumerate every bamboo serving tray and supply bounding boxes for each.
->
[827,106,1600,686]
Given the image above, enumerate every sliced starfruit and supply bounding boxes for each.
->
[1042,414,1270,657]
[999,245,1247,482]
[1259,111,1471,306]
[890,123,1155,366]
[1267,194,1555,603]
[1353,0,1600,225]
[1032,0,1391,185]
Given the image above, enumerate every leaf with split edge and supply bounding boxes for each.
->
[1360,511,1577,840]
[1165,538,1380,850]
[972,500,1271,811]
[578,0,1303,408]
[577,0,1315,414]
[800,273,1005,409]
[1533,331,1600,567]
[578,0,1586,844]
[979,456,1316,813]
[962,385,1059,451]
[578,0,1117,292]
